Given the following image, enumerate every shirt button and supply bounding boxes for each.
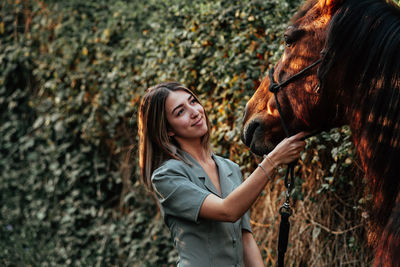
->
[232,238,237,247]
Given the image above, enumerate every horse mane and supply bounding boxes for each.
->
[318,0,400,242]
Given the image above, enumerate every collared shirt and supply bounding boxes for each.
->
[151,152,252,267]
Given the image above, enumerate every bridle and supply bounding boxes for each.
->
[268,57,322,267]
[268,58,323,137]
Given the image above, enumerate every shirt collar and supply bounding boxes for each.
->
[181,150,234,197]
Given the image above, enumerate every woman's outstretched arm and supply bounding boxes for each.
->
[199,131,307,222]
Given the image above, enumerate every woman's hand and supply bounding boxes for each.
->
[268,132,307,166]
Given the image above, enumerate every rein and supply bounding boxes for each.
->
[268,58,322,267]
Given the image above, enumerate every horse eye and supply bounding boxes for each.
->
[284,34,294,47]
[284,27,305,48]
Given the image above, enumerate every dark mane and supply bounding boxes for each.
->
[319,0,400,239]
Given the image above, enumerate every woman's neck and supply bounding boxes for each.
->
[179,139,210,163]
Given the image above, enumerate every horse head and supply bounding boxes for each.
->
[241,0,346,156]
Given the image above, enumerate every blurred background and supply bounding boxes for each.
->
[2,0,398,266]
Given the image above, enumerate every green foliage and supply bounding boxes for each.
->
[306,127,357,195]
[1,0,178,265]
[0,0,385,265]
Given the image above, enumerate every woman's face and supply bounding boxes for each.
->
[165,90,208,143]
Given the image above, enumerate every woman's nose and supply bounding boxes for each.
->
[190,108,200,118]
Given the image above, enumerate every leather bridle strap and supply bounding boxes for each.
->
[268,58,322,137]
[269,58,322,94]
[268,58,322,267]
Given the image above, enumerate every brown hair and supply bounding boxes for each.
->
[138,82,211,191]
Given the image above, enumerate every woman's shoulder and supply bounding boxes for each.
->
[152,158,190,177]
[213,154,240,171]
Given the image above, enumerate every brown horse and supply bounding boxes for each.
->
[241,0,400,265]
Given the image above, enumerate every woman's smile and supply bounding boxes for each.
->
[192,117,203,127]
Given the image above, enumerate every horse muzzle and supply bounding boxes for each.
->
[241,118,276,156]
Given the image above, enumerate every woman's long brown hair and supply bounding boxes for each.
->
[138,82,211,191]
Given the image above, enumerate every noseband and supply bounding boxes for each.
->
[267,57,322,267]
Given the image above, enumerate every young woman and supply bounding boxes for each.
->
[138,82,306,267]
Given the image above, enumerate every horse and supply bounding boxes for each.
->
[241,0,400,265]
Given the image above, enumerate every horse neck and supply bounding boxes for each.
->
[319,0,400,160]
[319,0,400,238]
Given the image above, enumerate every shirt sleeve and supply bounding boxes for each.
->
[152,162,211,223]
[241,210,252,233]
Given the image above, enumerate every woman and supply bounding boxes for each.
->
[138,82,306,267]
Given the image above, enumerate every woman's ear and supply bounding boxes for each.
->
[166,123,175,137]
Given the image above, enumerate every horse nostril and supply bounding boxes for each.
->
[242,121,260,147]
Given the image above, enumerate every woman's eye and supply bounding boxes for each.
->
[177,109,184,116]
[191,99,197,104]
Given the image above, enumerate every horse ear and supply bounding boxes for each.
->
[324,0,344,9]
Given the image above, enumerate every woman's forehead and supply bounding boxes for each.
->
[165,90,192,111]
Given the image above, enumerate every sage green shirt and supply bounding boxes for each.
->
[151,152,252,267]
